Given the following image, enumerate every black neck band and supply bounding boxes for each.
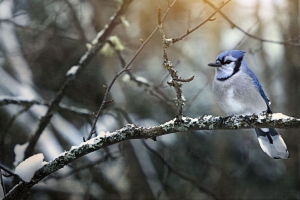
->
[216,59,242,81]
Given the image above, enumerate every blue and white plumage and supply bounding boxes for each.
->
[208,50,289,159]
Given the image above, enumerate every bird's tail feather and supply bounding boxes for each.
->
[255,128,289,159]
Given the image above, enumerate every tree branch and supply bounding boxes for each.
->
[4,113,299,200]
[23,0,133,159]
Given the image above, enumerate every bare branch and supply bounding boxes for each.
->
[4,112,299,200]
[172,0,231,43]
[173,75,195,82]
[158,8,195,120]
[0,96,40,107]
[0,96,92,117]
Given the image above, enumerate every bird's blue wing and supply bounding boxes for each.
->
[242,65,272,112]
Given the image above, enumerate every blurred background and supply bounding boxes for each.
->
[0,0,299,199]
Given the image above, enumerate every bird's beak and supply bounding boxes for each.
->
[208,61,222,67]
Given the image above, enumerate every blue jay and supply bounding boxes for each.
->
[208,50,289,159]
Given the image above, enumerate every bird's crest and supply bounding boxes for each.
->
[216,50,245,62]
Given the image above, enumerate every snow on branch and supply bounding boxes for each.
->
[15,154,46,182]
[4,113,300,200]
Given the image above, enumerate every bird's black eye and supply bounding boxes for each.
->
[224,60,233,65]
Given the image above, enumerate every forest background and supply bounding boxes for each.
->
[0,0,300,199]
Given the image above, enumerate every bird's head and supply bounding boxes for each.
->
[208,50,245,80]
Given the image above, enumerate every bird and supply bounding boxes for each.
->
[208,50,289,159]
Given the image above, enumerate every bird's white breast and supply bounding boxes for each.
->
[212,71,267,115]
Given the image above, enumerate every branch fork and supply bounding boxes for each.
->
[157,0,231,120]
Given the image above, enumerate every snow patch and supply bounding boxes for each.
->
[162,119,175,127]
[203,115,213,121]
[15,153,45,182]
[122,74,131,82]
[68,131,112,150]
[99,131,111,138]
[271,113,290,120]
[135,76,150,85]
[66,65,79,76]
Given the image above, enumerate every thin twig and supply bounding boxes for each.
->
[172,0,231,43]
[0,165,19,179]
[233,20,259,49]
[0,105,32,149]
[173,75,195,82]
[112,44,174,108]
[0,169,6,196]
[204,0,300,47]
[0,96,92,117]
[5,105,32,133]
[63,0,88,42]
